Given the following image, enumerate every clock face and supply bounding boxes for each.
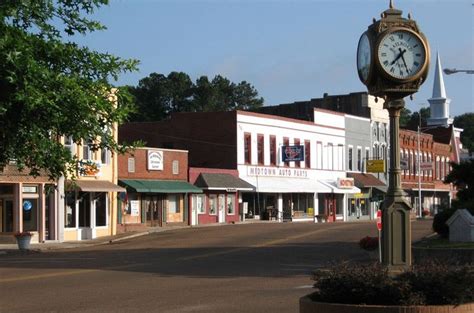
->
[377,29,426,80]
[357,32,372,83]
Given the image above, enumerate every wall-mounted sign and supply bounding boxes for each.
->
[147,150,163,171]
[366,159,385,173]
[337,177,354,189]
[130,200,140,217]
[22,186,37,193]
[247,166,309,179]
[78,160,101,176]
[281,145,304,162]
[419,161,433,171]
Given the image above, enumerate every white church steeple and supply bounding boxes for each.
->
[427,52,453,127]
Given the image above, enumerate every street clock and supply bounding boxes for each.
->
[357,0,430,101]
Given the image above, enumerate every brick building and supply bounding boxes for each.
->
[117,147,201,232]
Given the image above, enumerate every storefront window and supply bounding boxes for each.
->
[168,195,179,214]
[227,194,235,215]
[22,199,38,231]
[196,194,205,214]
[95,193,107,227]
[209,195,217,215]
[65,192,76,228]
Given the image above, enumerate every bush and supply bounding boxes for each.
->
[309,261,474,306]
[359,236,378,251]
[432,208,455,238]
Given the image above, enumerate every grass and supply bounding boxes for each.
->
[415,236,474,249]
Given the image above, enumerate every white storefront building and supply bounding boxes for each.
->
[236,110,360,222]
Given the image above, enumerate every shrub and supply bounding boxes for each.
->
[432,208,455,238]
[309,261,474,306]
[359,236,378,251]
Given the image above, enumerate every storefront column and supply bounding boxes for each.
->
[277,193,283,222]
[39,184,46,242]
[110,192,117,236]
[343,194,348,222]
[314,193,319,223]
[16,183,23,232]
[57,175,65,242]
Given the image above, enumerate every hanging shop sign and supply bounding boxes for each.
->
[281,145,305,162]
[147,150,164,171]
[366,159,385,173]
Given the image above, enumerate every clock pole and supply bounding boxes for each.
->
[356,0,430,273]
[382,98,412,272]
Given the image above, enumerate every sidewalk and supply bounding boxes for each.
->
[0,220,269,255]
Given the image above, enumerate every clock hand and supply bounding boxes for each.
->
[400,52,409,73]
[390,48,407,65]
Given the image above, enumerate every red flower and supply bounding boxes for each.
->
[13,231,32,238]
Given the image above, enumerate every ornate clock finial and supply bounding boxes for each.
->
[389,0,394,9]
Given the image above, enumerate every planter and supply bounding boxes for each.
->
[15,235,32,250]
[300,296,474,313]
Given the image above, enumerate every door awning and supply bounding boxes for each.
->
[119,179,202,194]
[194,173,255,191]
[67,180,126,192]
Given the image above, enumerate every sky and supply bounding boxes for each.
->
[76,0,473,117]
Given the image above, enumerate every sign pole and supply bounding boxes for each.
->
[376,209,382,263]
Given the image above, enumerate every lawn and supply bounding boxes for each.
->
[415,236,474,249]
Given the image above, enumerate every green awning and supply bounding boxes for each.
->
[119,179,202,194]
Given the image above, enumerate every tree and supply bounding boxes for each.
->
[0,0,139,180]
[399,108,412,128]
[454,113,474,153]
[400,107,430,131]
[128,72,264,121]
[444,160,474,212]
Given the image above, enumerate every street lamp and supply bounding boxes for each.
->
[443,68,474,75]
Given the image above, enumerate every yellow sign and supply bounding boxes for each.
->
[354,193,364,198]
[307,207,314,216]
[366,159,385,173]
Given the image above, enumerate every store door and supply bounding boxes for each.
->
[218,194,225,223]
[78,192,92,240]
[326,196,336,222]
[145,195,162,227]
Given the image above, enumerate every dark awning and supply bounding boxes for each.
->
[67,180,126,192]
[119,179,202,194]
[347,173,387,192]
[194,173,255,191]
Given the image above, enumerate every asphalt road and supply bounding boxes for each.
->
[0,220,433,313]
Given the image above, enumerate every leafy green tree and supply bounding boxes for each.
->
[444,160,474,212]
[454,113,474,153]
[0,0,138,180]
[399,108,412,128]
[129,72,264,121]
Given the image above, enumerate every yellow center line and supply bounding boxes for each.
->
[0,263,148,283]
[178,225,347,261]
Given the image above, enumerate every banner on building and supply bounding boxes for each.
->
[366,159,385,173]
[281,145,304,162]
